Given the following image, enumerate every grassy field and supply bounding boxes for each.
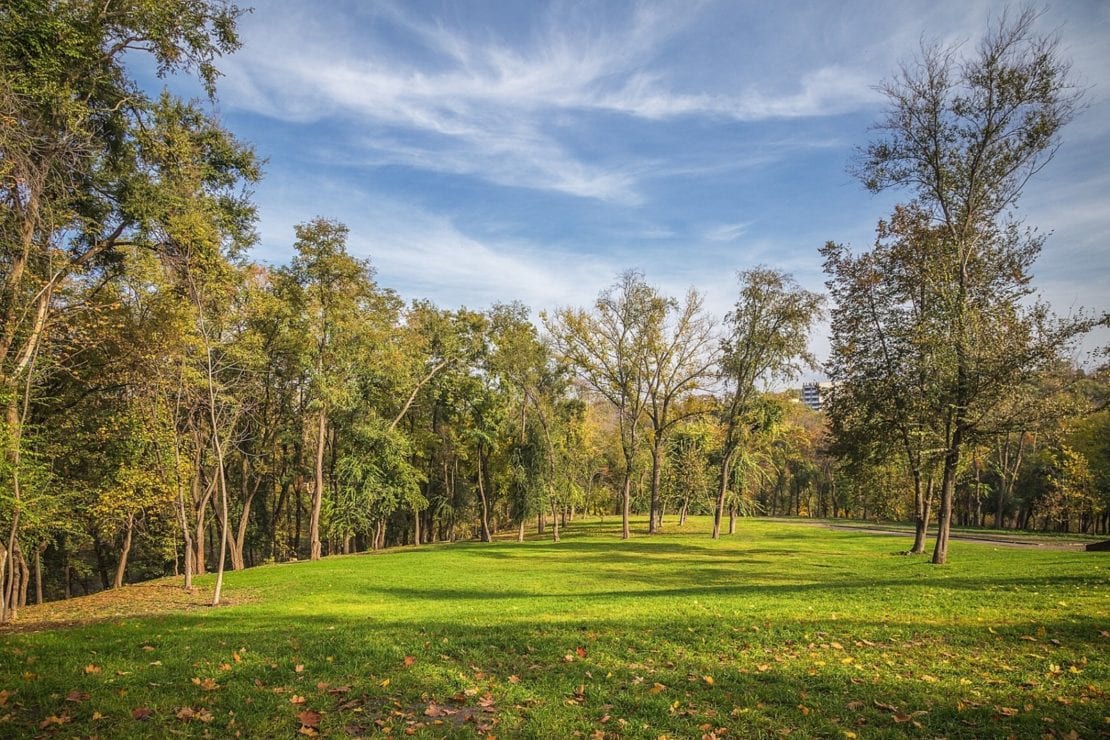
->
[1,517,1107,738]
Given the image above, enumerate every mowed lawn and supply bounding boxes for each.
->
[1,518,1107,738]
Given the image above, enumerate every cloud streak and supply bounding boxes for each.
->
[220,2,884,201]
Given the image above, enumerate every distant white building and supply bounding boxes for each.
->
[801,381,833,411]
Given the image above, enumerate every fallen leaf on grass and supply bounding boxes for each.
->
[508,675,520,684]
[298,709,322,727]
[703,676,715,686]
[576,646,588,658]
[176,707,213,722]
[131,706,152,720]
[650,683,666,694]
[84,665,101,674]
[65,690,89,702]
[290,695,306,705]
[996,706,1019,717]
[846,701,864,711]
[191,677,219,690]
[403,656,415,667]
[295,664,305,673]
[38,714,71,729]
[298,726,319,736]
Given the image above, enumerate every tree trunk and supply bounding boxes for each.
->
[413,502,421,546]
[679,497,689,526]
[229,484,258,571]
[113,514,135,589]
[309,409,326,561]
[910,475,932,554]
[712,453,732,539]
[728,504,736,535]
[648,436,663,533]
[932,441,961,565]
[34,540,46,605]
[517,518,525,542]
[475,446,491,542]
[551,498,560,542]
[621,469,632,540]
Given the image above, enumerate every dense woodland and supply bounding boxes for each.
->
[1,2,1107,619]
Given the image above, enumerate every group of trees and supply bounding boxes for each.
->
[1,3,1107,618]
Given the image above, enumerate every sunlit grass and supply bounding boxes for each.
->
[1,517,1106,738]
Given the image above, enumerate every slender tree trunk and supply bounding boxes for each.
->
[174,445,194,589]
[229,484,258,571]
[910,474,931,554]
[728,504,736,535]
[113,514,135,589]
[34,540,45,605]
[517,518,525,542]
[413,503,421,546]
[621,469,633,540]
[18,552,29,608]
[475,446,491,542]
[932,438,961,565]
[551,498,560,542]
[679,497,689,526]
[712,453,733,539]
[648,437,663,533]
[309,409,326,561]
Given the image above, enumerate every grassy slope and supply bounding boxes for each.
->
[1,517,1107,738]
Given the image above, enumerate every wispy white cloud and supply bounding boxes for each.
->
[220,2,889,201]
[703,222,752,242]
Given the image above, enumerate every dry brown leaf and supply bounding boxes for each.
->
[131,706,153,720]
[38,714,71,729]
[403,655,416,667]
[298,709,322,727]
[65,690,89,702]
[84,664,101,675]
[650,683,666,694]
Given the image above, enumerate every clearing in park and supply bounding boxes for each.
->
[1,518,1106,738]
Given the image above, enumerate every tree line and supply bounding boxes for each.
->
[2,2,1106,619]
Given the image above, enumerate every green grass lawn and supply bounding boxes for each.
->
[2,517,1107,738]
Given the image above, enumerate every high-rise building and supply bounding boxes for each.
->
[801,381,833,411]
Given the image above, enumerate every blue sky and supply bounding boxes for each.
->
[148,0,1110,365]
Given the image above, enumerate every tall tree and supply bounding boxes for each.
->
[545,272,668,539]
[713,268,821,539]
[642,289,717,533]
[284,218,375,561]
[852,8,1101,563]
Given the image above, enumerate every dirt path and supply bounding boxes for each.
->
[778,519,1092,551]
